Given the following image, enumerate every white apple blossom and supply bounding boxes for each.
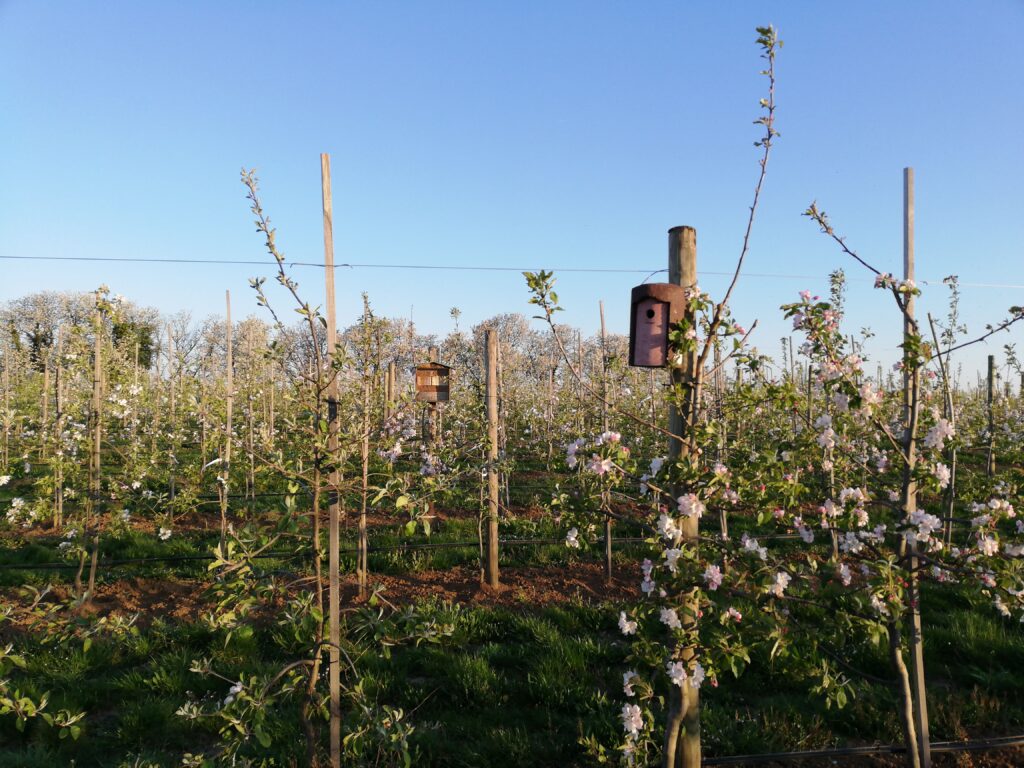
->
[923,418,955,450]
[677,493,705,519]
[769,571,791,598]
[657,513,681,543]
[703,564,723,590]
[623,670,639,697]
[621,703,644,737]
[837,563,852,586]
[689,661,706,689]
[741,533,768,560]
[666,660,687,687]
[665,548,683,574]
[618,611,638,636]
[223,680,244,707]
[659,607,682,630]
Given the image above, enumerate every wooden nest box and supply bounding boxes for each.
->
[415,362,451,402]
[628,283,688,368]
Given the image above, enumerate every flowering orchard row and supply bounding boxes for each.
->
[2,266,1024,766]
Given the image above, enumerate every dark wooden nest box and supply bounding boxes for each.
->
[628,283,688,368]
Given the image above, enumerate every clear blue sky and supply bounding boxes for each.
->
[2,2,1022,378]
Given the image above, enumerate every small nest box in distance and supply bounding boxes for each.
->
[415,362,451,402]
[628,283,688,368]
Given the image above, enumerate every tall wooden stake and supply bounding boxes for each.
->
[321,153,343,768]
[986,354,996,476]
[426,346,440,446]
[41,356,50,460]
[485,329,501,588]
[904,167,931,768]
[1,347,8,473]
[385,361,396,422]
[53,328,64,531]
[599,301,613,581]
[220,291,234,549]
[664,226,700,768]
[84,306,103,605]
[546,354,556,467]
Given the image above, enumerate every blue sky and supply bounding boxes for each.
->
[2,2,1022,378]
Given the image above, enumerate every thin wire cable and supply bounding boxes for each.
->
[3,253,1022,287]
[1,254,657,274]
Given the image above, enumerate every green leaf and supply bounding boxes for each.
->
[255,726,272,748]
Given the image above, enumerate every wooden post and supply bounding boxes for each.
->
[805,363,813,426]
[497,338,510,512]
[485,329,500,588]
[1,347,8,473]
[424,346,441,523]
[649,368,657,422]
[167,324,176,423]
[167,324,178,503]
[321,153,343,768]
[546,354,555,468]
[987,354,996,477]
[200,380,208,465]
[664,226,700,768]
[385,361,396,422]
[84,306,103,605]
[220,291,234,549]
[576,331,584,432]
[600,301,613,580]
[426,346,440,446]
[903,167,931,768]
[53,328,64,531]
[268,371,275,445]
[788,337,796,383]
[246,334,256,510]
[41,356,50,461]
[714,341,729,541]
[599,301,609,432]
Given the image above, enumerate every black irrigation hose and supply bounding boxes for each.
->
[703,733,1024,765]
[0,536,651,571]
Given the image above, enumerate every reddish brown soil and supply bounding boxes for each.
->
[1,562,640,632]
[341,561,640,607]
[89,576,208,621]
[0,577,209,630]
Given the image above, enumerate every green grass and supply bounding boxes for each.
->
[2,487,1024,766]
[2,583,1022,767]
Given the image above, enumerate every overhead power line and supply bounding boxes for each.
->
[2,253,1022,288]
